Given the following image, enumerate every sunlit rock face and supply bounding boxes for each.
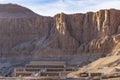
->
[53,9,120,55]
[0,4,119,57]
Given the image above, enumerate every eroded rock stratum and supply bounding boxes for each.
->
[0,4,119,58]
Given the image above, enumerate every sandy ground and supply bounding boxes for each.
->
[68,55,120,78]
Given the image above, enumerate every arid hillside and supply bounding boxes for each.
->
[68,55,120,78]
[0,4,119,58]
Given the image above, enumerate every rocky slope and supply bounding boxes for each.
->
[0,4,119,59]
[68,55,120,78]
[0,4,54,57]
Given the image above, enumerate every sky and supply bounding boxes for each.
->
[0,0,120,16]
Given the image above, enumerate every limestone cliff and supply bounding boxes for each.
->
[0,4,119,57]
[0,4,54,57]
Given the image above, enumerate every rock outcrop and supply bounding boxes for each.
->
[0,4,119,58]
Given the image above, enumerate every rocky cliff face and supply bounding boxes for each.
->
[0,4,119,58]
[53,9,120,55]
[0,4,54,57]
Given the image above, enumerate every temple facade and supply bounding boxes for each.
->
[13,61,76,79]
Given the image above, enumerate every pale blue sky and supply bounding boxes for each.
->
[0,0,120,16]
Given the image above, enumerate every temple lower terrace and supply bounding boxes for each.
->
[1,60,120,80]
[13,61,76,79]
